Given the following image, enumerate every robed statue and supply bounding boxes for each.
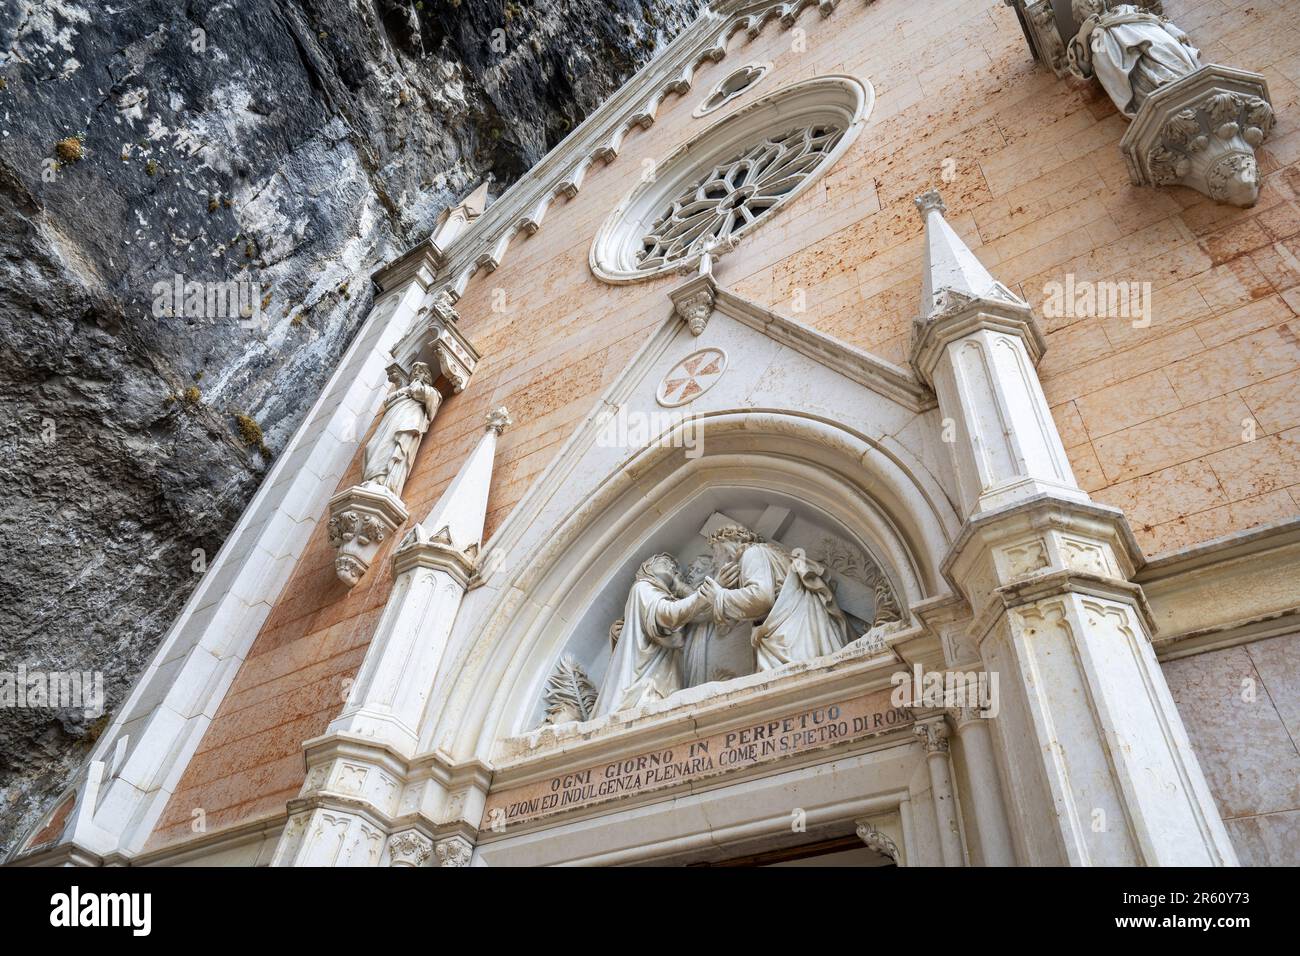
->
[700,525,850,671]
[362,362,440,496]
[593,554,710,717]
[1068,0,1201,117]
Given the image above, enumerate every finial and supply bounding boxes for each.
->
[914,190,947,218]
[486,407,512,435]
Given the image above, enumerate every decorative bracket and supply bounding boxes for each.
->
[1121,65,1275,207]
[327,484,409,588]
[668,274,718,336]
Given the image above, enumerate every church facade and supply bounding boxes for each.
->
[12,0,1300,867]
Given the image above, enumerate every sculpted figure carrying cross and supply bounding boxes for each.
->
[700,524,851,671]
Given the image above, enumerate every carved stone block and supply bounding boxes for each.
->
[1121,64,1275,207]
[327,483,409,587]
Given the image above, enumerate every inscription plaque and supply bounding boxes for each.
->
[482,687,911,828]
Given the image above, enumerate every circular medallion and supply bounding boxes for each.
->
[657,347,728,407]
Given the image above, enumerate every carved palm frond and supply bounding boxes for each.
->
[541,655,599,725]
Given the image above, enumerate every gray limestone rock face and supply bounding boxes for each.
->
[0,0,703,856]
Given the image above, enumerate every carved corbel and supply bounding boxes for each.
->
[1121,67,1275,207]
[669,278,717,336]
[854,811,907,866]
[1064,0,1274,206]
[328,484,409,588]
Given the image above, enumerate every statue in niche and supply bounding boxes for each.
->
[361,362,440,496]
[1068,1,1200,117]
[700,525,851,671]
[593,554,710,718]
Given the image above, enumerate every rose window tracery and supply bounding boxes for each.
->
[634,122,845,272]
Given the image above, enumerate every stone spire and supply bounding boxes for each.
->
[406,406,511,560]
[432,181,491,251]
[914,189,1020,318]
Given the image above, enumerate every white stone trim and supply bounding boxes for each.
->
[692,61,772,116]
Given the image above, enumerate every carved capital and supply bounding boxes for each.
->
[434,836,473,867]
[387,830,433,867]
[914,719,951,754]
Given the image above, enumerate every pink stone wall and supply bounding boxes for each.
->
[145,0,1300,851]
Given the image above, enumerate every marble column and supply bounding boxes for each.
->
[914,717,965,866]
[909,191,1237,866]
[948,706,1016,866]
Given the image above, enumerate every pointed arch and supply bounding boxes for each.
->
[417,408,961,763]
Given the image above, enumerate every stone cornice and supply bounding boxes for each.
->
[940,492,1146,588]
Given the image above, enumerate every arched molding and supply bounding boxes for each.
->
[416,408,961,764]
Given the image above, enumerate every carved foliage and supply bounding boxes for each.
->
[540,655,600,725]
[1147,91,1274,189]
[815,536,902,626]
[328,510,389,550]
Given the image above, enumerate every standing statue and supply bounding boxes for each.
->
[1068,1,1201,117]
[700,525,850,671]
[594,554,710,717]
[361,362,440,496]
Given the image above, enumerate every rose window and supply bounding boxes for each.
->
[636,123,845,272]
[590,75,872,284]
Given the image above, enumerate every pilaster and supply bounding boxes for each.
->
[911,190,1237,866]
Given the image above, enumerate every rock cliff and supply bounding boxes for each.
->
[0,0,703,855]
